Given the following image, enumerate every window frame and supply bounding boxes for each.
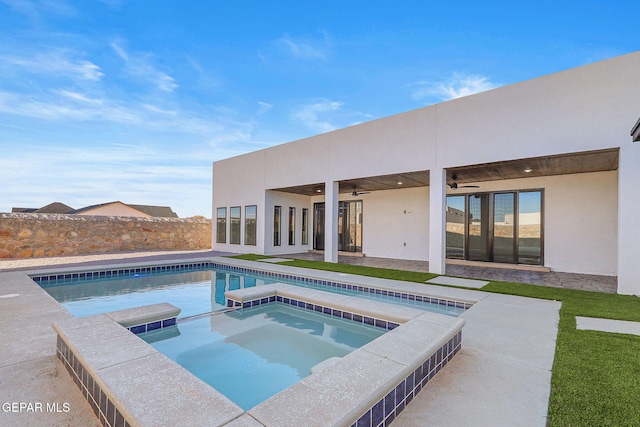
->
[274,206,281,246]
[302,207,309,246]
[244,205,257,246]
[288,207,296,245]
[229,206,241,245]
[216,207,227,244]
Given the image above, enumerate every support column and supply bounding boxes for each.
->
[429,168,446,275]
[617,142,640,295]
[324,181,339,263]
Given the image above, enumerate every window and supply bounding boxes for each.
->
[245,205,257,245]
[216,207,227,244]
[274,206,281,246]
[230,206,241,244]
[302,208,309,246]
[288,207,296,245]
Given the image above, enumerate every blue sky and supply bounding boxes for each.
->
[1,1,637,218]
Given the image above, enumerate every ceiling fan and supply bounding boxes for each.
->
[448,174,480,190]
[351,186,371,196]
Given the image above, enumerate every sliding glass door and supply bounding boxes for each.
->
[313,200,363,253]
[446,190,543,265]
[338,200,362,252]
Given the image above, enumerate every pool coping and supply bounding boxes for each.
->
[30,256,479,313]
[52,281,464,427]
[1,254,560,427]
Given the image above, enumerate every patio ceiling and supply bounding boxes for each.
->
[447,148,619,184]
[271,171,430,196]
[270,148,619,196]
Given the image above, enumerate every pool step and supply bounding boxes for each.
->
[105,302,181,334]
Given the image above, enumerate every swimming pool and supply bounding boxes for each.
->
[140,303,385,410]
[47,261,468,426]
[36,262,468,318]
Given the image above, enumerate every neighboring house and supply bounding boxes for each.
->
[12,202,74,214]
[72,202,178,218]
[11,201,178,218]
[212,51,640,295]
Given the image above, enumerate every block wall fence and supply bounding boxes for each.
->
[0,213,212,259]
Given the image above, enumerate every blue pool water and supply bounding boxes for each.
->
[140,303,385,410]
[41,269,279,318]
[38,265,466,318]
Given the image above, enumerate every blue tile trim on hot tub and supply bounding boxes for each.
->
[351,330,462,427]
[126,317,178,335]
[56,336,132,427]
[227,290,464,427]
[226,295,400,331]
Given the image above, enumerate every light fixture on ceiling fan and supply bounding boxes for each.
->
[351,186,371,196]
[447,174,480,190]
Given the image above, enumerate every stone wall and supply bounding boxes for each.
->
[0,213,212,258]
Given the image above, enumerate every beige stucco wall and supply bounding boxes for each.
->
[361,187,430,261]
[435,51,639,168]
[77,202,152,217]
[0,213,211,258]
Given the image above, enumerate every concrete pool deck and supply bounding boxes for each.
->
[0,251,560,426]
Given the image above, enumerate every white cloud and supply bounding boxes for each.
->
[411,72,499,102]
[110,42,129,61]
[278,34,328,60]
[143,104,177,117]
[1,0,76,19]
[111,42,178,93]
[3,52,104,81]
[292,99,343,133]
[257,101,272,115]
[54,89,104,105]
[0,89,221,134]
[185,55,224,93]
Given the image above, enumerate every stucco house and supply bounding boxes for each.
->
[72,202,178,218]
[212,51,640,295]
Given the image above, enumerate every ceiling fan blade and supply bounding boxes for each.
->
[459,185,480,188]
[351,186,371,196]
